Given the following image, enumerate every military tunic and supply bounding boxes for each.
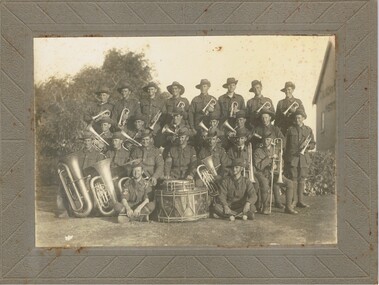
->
[130,146,164,180]
[113,97,141,129]
[275,97,306,135]
[140,96,165,130]
[83,102,115,124]
[218,93,245,122]
[163,97,190,123]
[246,96,275,127]
[252,124,285,150]
[164,145,197,179]
[120,178,155,212]
[105,147,130,168]
[189,94,220,131]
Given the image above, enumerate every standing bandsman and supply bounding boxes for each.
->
[246,80,275,128]
[218,77,245,123]
[254,132,297,215]
[163,81,190,125]
[84,86,115,131]
[212,158,257,220]
[140,82,165,133]
[130,130,164,186]
[164,128,197,180]
[275,81,306,135]
[189,79,220,133]
[114,163,155,223]
[285,110,315,208]
[113,81,140,130]
[105,132,130,177]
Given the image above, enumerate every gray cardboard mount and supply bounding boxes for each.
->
[0,0,377,284]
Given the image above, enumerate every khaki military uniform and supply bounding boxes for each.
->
[246,96,275,128]
[189,94,220,131]
[275,97,306,135]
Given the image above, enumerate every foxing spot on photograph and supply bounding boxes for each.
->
[34,35,336,247]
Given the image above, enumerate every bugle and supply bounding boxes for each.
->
[256,101,272,113]
[201,98,217,115]
[198,120,209,132]
[230,101,239,117]
[118,108,130,127]
[92,110,111,121]
[57,153,93,217]
[149,111,162,130]
[300,135,311,155]
[283,101,299,116]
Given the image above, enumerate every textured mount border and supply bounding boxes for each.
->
[0,1,377,284]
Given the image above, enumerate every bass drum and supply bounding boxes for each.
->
[155,179,208,223]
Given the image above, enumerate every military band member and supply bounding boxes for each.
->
[223,110,247,151]
[140,82,165,133]
[275,81,306,135]
[163,81,190,124]
[213,158,257,220]
[113,81,140,130]
[285,110,315,208]
[130,130,164,186]
[114,163,155,223]
[160,108,188,149]
[126,114,148,148]
[198,130,230,179]
[98,117,114,150]
[227,128,250,170]
[218,77,245,123]
[83,86,114,128]
[189,79,220,132]
[246,80,275,128]
[254,132,297,215]
[164,128,197,180]
[105,132,130,177]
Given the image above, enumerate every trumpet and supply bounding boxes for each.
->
[300,135,312,155]
[269,138,284,213]
[149,111,162,130]
[197,156,220,197]
[176,101,186,109]
[283,101,299,116]
[202,98,217,115]
[256,101,272,113]
[92,110,111,121]
[118,108,130,128]
[230,101,239,117]
[198,120,209,132]
[120,130,142,147]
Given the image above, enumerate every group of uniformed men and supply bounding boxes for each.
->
[57,78,316,222]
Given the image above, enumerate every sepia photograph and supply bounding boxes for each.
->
[34,35,337,247]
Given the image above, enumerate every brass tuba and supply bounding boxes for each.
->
[197,155,220,197]
[57,153,93,217]
[89,158,118,216]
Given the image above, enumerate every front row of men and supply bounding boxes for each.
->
[57,109,315,222]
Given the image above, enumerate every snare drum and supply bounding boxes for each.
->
[156,179,208,222]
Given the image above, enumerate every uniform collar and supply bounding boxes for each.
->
[253,94,263,99]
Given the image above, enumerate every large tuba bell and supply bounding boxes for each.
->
[57,153,93,217]
[89,158,118,216]
[197,155,220,197]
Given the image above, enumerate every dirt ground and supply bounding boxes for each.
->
[36,186,337,247]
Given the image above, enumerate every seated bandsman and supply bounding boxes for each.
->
[130,130,164,186]
[213,158,257,220]
[98,117,114,151]
[113,81,140,130]
[223,110,250,151]
[140,82,165,134]
[254,132,297,215]
[285,110,316,208]
[164,128,197,180]
[198,130,230,179]
[105,132,130,177]
[57,131,106,218]
[227,129,250,170]
[246,80,275,128]
[124,114,148,151]
[275,81,306,135]
[114,163,155,223]
[190,127,209,156]
[159,108,188,149]
[83,86,114,132]
[163,81,190,125]
[218,77,245,123]
[252,109,285,151]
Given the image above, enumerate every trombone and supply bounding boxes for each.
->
[269,138,284,213]
[117,108,130,128]
[202,98,217,115]
[92,110,111,121]
[230,101,239,117]
[149,111,162,130]
[283,101,299,116]
[256,101,271,113]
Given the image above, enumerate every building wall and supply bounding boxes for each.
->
[315,44,336,151]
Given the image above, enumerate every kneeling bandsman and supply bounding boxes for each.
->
[114,163,155,223]
[254,132,297,215]
[213,158,257,220]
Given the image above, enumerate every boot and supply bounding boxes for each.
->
[285,181,298,214]
[273,184,284,209]
[296,180,309,208]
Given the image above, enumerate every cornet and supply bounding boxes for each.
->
[149,111,162,130]
[222,120,237,134]
[120,130,142,147]
[198,120,209,132]
[202,98,217,115]
[92,110,111,121]
[162,125,177,136]
[176,101,186,109]
[230,101,239,117]
[256,101,272,113]
[283,101,299,116]
[300,135,312,155]
[117,108,130,127]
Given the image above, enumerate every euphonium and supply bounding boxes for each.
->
[283,101,299,116]
[256,101,272,113]
[202,98,217,115]
[57,153,93,217]
[230,101,239,117]
[198,120,209,132]
[149,111,162,130]
[118,108,130,127]
[197,155,220,197]
[92,110,111,121]
[89,158,118,216]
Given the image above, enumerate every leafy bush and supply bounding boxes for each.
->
[305,150,336,196]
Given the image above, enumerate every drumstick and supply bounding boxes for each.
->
[229,212,248,221]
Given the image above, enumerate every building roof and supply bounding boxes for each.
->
[312,40,334,105]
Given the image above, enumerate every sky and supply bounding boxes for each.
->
[34,35,334,133]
